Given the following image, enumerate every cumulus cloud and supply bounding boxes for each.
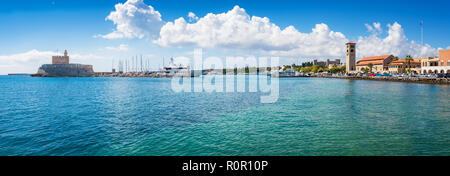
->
[155,6,348,57]
[357,22,438,58]
[188,12,199,22]
[99,1,441,58]
[105,44,129,51]
[0,50,103,75]
[100,0,164,39]
[365,22,382,34]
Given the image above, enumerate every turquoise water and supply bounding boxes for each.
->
[0,75,449,156]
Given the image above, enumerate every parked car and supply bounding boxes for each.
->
[436,73,450,78]
[418,74,428,78]
[369,74,376,77]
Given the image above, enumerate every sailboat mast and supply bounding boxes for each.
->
[140,54,143,72]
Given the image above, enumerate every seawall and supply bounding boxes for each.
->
[315,75,449,85]
[33,64,94,77]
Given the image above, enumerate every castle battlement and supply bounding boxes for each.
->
[52,50,70,64]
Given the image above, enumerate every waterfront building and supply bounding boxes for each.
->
[439,49,450,67]
[345,42,356,73]
[327,59,342,68]
[312,59,341,68]
[419,56,439,67]
[312,59,326,67]
[421,50,450,74]
[419,56,439,74]
[388,59,421,74]
[356,55,394,73]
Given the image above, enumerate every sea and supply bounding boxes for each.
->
[0,75,449,156]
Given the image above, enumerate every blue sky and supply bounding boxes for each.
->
[1,0,449,74]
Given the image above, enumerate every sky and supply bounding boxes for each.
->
[1,0,449,74]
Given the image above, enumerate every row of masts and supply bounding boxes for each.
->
[112,55,174,73]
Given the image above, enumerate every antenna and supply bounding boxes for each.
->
[420,20,423,45]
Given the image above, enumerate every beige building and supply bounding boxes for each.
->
[421,50,450,74]
[388,59,421,74]
[419,57,439,67]
[356,55,394,73]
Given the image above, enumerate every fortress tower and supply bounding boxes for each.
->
[52,50,70,64]
[346,42,356,73]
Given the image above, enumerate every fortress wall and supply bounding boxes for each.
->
[37,64,94,77]
[52,56,70,64]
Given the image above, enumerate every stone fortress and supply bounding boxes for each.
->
[33,50,95,77]
[52,50,70,64]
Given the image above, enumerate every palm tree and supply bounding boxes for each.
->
[405,55,413,74]
[363,68,370,74]
[368,63,374,73]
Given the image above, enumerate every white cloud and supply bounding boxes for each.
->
[105,44,129,51]
[188,12,199,22]
[100,0,165,39]
[357,22,438,58]
[155,6,348,57]
[0,50,104,75]
[99,1,442,59]
[365,22,382,34]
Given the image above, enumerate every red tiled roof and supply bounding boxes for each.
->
[346,41,356,44]
[389,63,402,66]
[389,59,420,66]
[359,55,393,62]
[356,60,384,66]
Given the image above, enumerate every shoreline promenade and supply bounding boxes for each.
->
[308,75,450,85]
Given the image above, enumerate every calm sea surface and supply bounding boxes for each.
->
[0,75,449,156]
